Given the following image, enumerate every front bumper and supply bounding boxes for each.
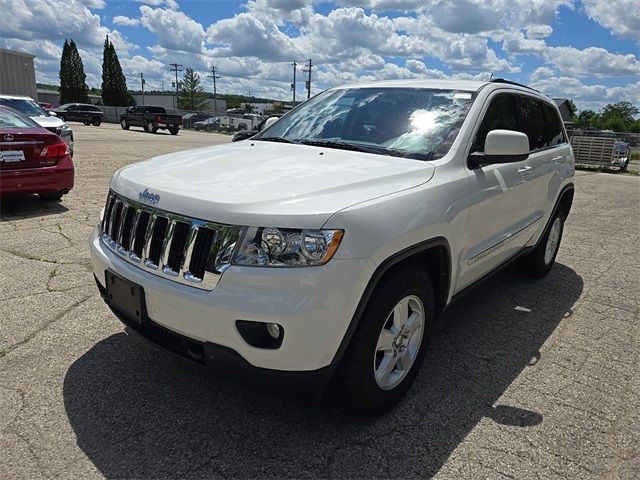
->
[90,226,374,373]
[0,155,74,195]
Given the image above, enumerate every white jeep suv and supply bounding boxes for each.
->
[90,79,574,415]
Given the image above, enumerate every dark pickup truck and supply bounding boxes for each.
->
[120,106,182,135]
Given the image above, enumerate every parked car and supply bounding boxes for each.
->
[0,95,73,155]
[90,78,575,415]
[120,106,182,135]
[232,115,282,141]
[193,117,220,132]
[182,112,212,129]
[52,103,104,126]
[0,106,74,201]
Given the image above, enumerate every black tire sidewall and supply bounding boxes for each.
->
[517,209,566,277]
[340,267,435,415]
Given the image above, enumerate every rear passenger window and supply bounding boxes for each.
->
[516,97,548,151]
[542,103,565,146]
[472,94,518,152]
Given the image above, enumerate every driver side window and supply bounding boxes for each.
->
[472,94,518,153]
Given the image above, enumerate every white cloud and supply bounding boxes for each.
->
[113,16,140,27]
[135,0,179,9]
[544,46,640,77]
[139,6,205,53]
[529,69,640,110]
[582,0,640,42]
[78,0,105,8]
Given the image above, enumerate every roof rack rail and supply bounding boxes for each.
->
[489,78,539,92]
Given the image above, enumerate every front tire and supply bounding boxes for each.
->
[145,121,157,134]
[121,119,129,130]
[336,267,434,415]
[91,117,102,126]
[517,209,566,278]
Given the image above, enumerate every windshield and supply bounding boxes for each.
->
[0,98,48,117]
[257,87,476,160]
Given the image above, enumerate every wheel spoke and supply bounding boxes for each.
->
[396,351,411,371]
[377,353,397,386]
[393,300,409,329]
[405,311,422,336]
[376,329,395,352]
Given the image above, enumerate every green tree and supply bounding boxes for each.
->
[601,115,626,132]
[574,109,600,130]
[101,37,133,106]
[600,101,639,127]
[177,68,206,110]
[59,39,89,104]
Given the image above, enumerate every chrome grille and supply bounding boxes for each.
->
[100,191,242,290]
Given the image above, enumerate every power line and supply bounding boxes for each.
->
[291,61,297,104]
[207,65,221,113]
[302,58,313,99]
[140,73,146,106]
[168,63,182,109]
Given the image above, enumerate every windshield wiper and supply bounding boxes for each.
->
[299,139,389,155]
[300,139,434,160]
[255,137,299,144]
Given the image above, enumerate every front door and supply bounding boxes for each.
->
[458,92,540,289]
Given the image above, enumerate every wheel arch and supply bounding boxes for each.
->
[331,237,451,365]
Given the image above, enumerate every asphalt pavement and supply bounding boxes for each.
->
[1,123,638,479]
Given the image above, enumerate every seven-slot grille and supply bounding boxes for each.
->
[100,191,241,290]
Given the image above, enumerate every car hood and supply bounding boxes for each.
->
[111,141,435,228]
[30,115,65,128]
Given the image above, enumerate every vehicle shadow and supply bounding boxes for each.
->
[0,195,69,220]
[63,263,582,478]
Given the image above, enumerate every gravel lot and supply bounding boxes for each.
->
[1,123,639,479]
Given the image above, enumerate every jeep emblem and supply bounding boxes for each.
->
[138,188,160,204]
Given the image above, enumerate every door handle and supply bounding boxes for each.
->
[517,166,532,175]
[551,155,563,164]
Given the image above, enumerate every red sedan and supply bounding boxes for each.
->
[0,106,74,201]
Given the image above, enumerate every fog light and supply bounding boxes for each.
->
[266,323,281,339]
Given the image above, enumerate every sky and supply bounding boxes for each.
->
[1,0,639,111]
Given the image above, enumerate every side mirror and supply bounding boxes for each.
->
[263,116,279,131]
[469,130,530,168]
[48,111,57,117]
[126,108,132,113]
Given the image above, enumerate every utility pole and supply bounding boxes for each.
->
[140,73,145,106]
[207,65,220,113]
[168,63,182,109]
[291,61,297,104]
[160,79,165,92]
[302,58,313,99]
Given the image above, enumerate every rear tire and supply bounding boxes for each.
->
[169,127,179,135]
[57,114,66,121]
[83,121,91,126]
[39,191,64,201]
[91,117,102,126]
[145,121,157,134]
[121,119,129,130]
[335,266,434,416]
[619,158,629,173]
[517,209,566,278]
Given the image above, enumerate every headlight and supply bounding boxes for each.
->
[233,227,344,267]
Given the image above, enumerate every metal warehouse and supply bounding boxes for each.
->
[0,48,37,99]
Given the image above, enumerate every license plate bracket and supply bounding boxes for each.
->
[105,270,148,324]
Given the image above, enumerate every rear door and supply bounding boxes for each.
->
[513,96,561,228]
[459,92,540,289]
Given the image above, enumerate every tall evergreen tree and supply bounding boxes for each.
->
[59,39,89,104]
[101,37,133,106]
[178,68,206,110]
